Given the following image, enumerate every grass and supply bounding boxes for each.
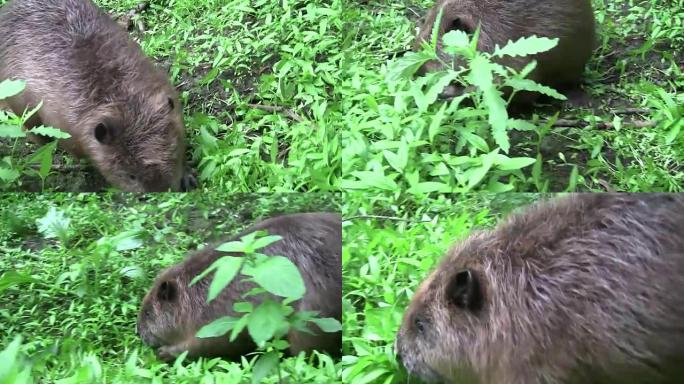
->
[340,193,548,383]
[0,192,341,383]
[0,0,343,192]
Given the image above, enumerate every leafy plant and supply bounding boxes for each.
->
[0,79,71,191]
[192,230,342,383]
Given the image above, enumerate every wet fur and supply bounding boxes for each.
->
[396,194,684,384]
[0,0,190,191]
[137,212,342,361]
[415,0,596,101]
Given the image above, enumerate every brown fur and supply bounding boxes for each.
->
[137,212,342,361]
[415,0,596,102]
[0,0,193,191]
[396,194,684,384]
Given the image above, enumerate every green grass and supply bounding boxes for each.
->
[0,0,343,192]
[0,192,341,383]
[341,193,548,383]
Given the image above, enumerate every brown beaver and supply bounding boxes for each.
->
[396,193,684,384]
[414,0,596,102]
[137,212,342,361]
[0,0,194,191]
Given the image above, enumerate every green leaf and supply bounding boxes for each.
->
[506,78,566,100]
[428,103,447,142]
[28,126,71,139]
[207,256,244,302]
[0,167,20,182]
[493,35,559,58]
[119,266,144,280]
[0,272,40,293]
[442,29,470,52]
[0,79,26,99]
[251,351,279,384]
[247,300,287,346]
[109,230,143,251]
[26,141,57,179]
[310,317,342,333]
[36,207,70,240]
[0,124,25,138]
[250,256,305,299]
[386,51,433,83]
[196,316,239,338]
[251,235,283,251]
[496,156,536,171]
[216,240,246,253]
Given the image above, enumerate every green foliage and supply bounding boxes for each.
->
[0,80,71,191]
[195,231,342,381]
[342,19,570,196]
[0,193,340,383]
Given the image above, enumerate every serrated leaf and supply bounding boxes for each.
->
[0,124,25,138]
[26,141,57,179]
[493,36,559,58]
[250,256,305,299]
[29,126,71,139]
[506,79,566,100]
[0,79,26,99]
[442,30,470,52]
[196,316,238,338]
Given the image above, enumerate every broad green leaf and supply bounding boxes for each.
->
[428,103,447,142]
[25,141,57,179]
[496,156,536,171]
[0,167,20,182]
[386,51,433,83]
[0,124,25,138]
[251,351,279,384]
[251,256,305,299]
[28,126,71,139]
[216,240,246,253]
[207,256,244,302]
[247,300,287,346]
[0,272,40,293]
[408,181,450,194]
[109,230,143,251]
[310,317,342,333]
[493,36,559,58]
[252,235,283,251]
[0,79,25,99]
[196,316,238,338]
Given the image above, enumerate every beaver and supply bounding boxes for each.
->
[396,193,684,384]
[0,0,194,191]
[137,212,342,361]
[414,0,596,102]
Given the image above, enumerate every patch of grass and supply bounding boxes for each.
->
[0,192,341,383]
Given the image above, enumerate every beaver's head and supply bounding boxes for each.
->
[395,233,495,383]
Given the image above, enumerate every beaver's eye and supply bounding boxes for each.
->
[129,174,137,181]
[413,316,426,334]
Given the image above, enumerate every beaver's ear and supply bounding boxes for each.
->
[157,281,178,302]
[446,269,483,311]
